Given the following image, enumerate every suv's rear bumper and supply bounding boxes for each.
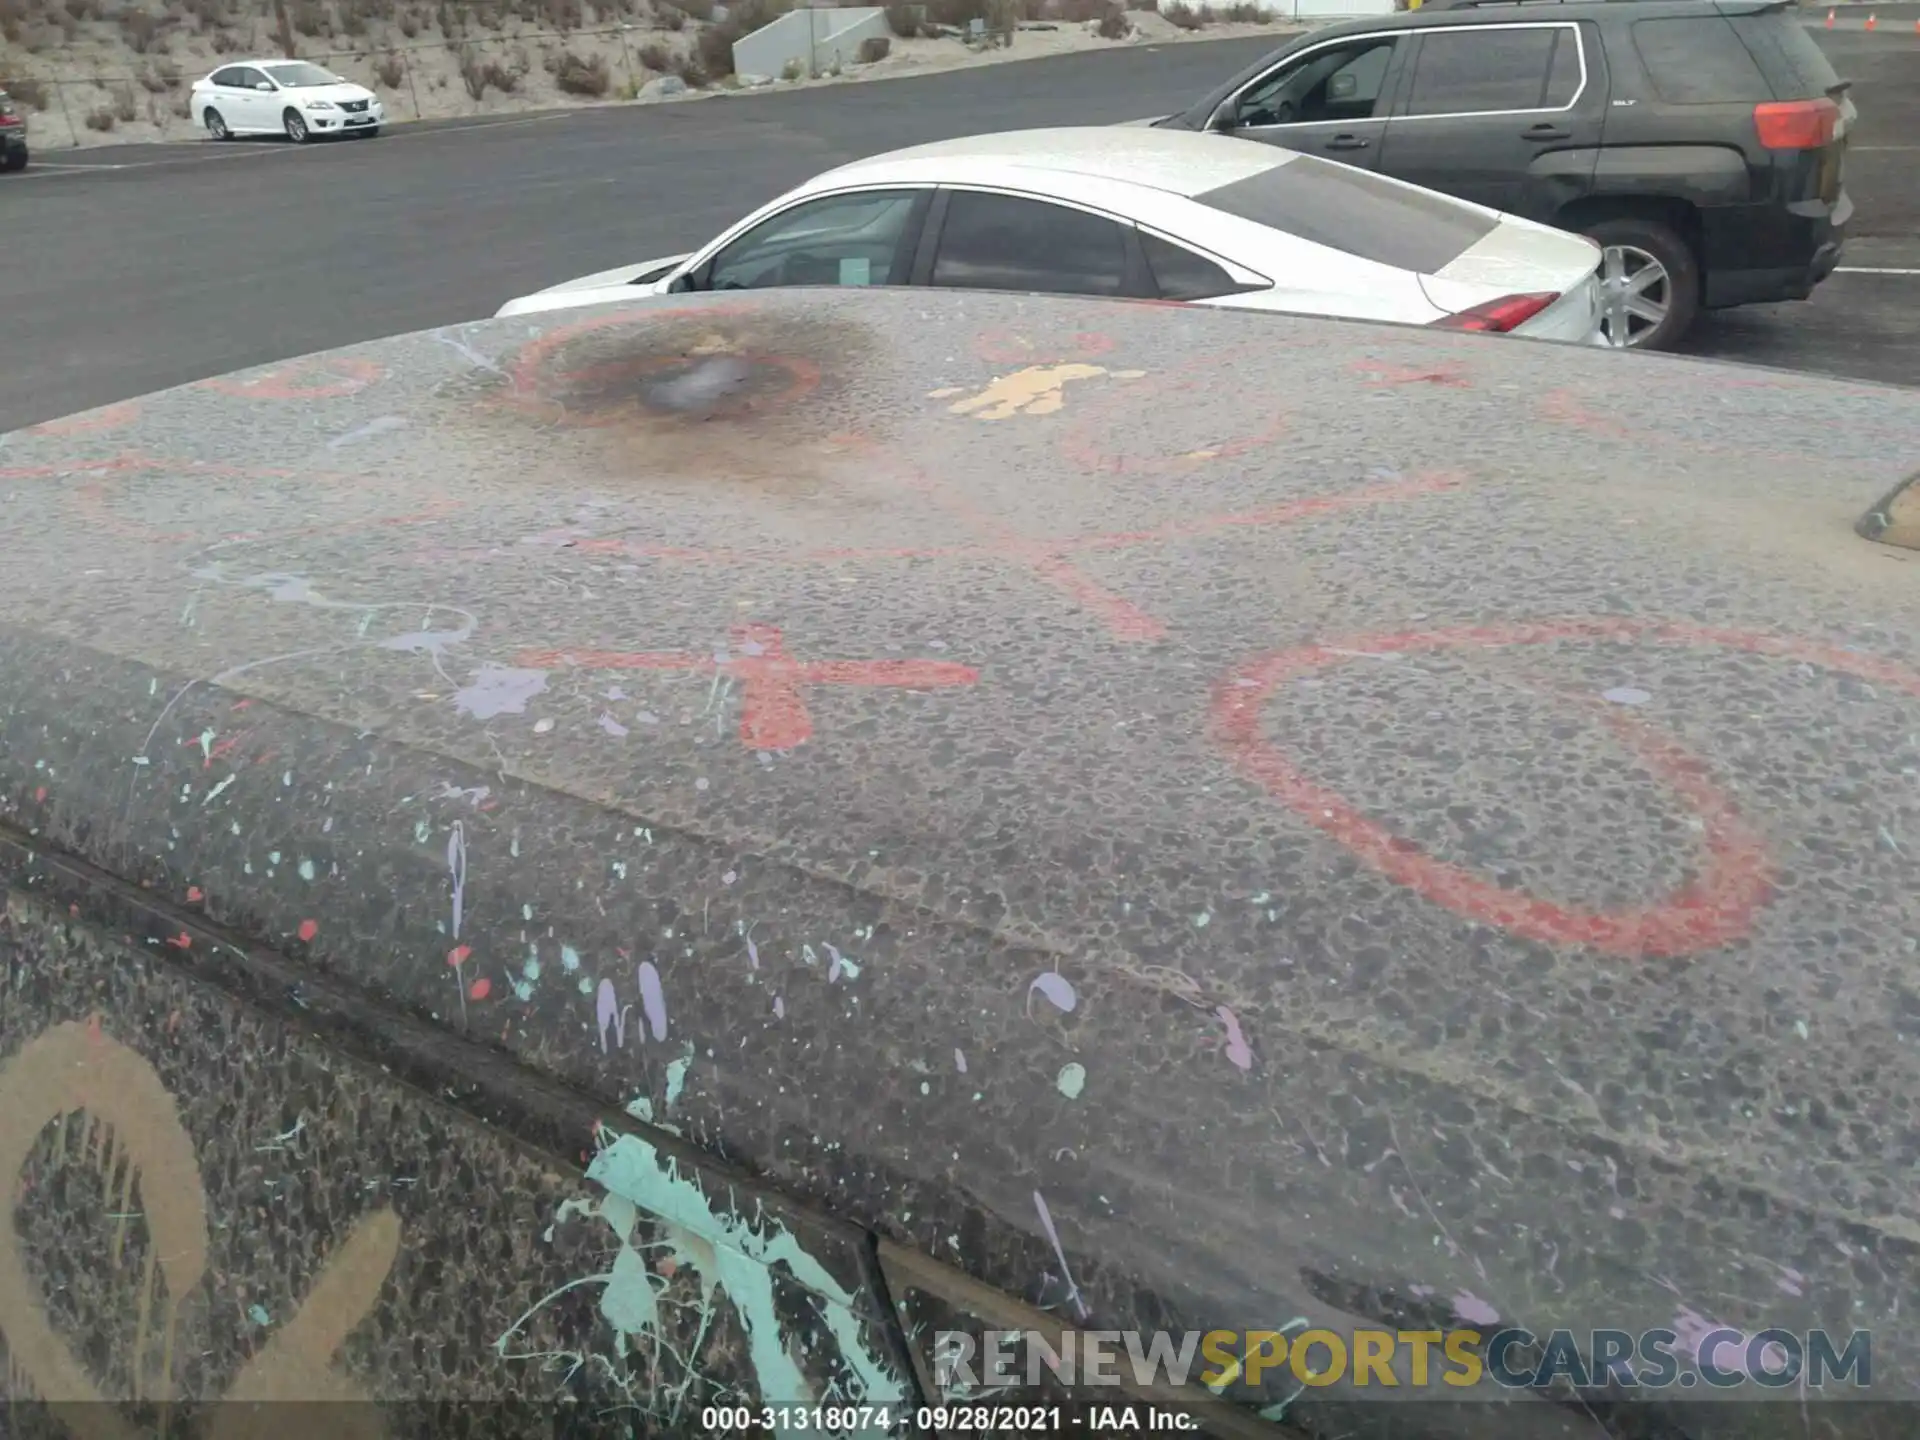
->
[1700,192,1850,309]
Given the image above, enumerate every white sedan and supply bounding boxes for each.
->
[496,127,1603,343]
[191,60,383,143]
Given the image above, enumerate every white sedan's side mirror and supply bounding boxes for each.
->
[255,81,274,92]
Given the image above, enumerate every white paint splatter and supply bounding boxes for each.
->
[455,666,549,720]
[1452,1291,1501,1327]
[638,961,668,1041]
[1602,687,1652,706]
[1032,1191,1090,1322]
[1028,972,1077,1014]
[597,713,629,737]
[1217,1006,1254,1071]
[326,414,409,449]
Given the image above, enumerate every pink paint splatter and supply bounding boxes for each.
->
[597,978,625,1051]
[32,787,46,804]
[638,961,668,1041]
[469,977,492,1000]
[447,944,472,967]
[1028,972,1077,1014]
[1452,1292,1501,1327]
[186,886,204,903]
[297,919,319,942]
[165,932,192,950]
[1216,1006,1253,1070]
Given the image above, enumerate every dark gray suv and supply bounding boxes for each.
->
[1155,0,1854,350]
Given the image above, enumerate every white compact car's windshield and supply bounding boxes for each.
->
[265,63,340,88]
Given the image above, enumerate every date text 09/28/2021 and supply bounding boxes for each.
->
[700,1406,1200,1432]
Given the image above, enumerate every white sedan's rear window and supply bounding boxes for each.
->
[1193,155,1500,275]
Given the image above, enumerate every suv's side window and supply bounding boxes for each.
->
[1630,17,1772,104]
[930,190,1132,298]
[704,189,923,291]
[1403,27,1579,117]
[1232,37,1400,128]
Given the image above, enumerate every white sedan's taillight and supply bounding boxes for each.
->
[1428,292,1560,334]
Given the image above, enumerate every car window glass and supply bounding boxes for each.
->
[1630,17,1772,104]
[210,68,242,88]
[1543,28,1582,107]
[235,67,267,88]
[1141,232,1248,301]
[930,191,1130,298]
[1405,28,1562,116]
[706,190,920,292]
[1236,38,1397,127]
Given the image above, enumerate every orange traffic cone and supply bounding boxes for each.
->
[1864,11,1876,28]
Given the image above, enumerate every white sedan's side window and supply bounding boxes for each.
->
[929,190,1131,298]
[706,191,922,291]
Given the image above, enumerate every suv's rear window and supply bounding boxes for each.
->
[1728,11,1844,99]
[1193,155,1498,275]
[1630,17,1772,103]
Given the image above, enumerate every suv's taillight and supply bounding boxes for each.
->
[1429,292,1559,334]
[1754,98,1839,150]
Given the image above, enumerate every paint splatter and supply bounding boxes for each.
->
[297,919,319,942]
[954,1049,967,1074]
[1452,1292,1501,1327]
[597,713,629,737]
[454,666,550,720]
[773,996,785,1019]
[1028,972,1078,1015]
[1602,687,1652,706]
[1217,1006,1254,1071]
[447,945,471,967]
[469,977,492,1001]
[638,961,668,1041]
[560,945,581,974]
[297,858,316,882]
[825,944,861,983]
[326,414,409,449]
[597,978,624,1051]
[247,1304,272,1327]
[744,932,760,969]
[665,1050,692,1109]
[446,822,468,940]
[1032,1191,1090,1322]
[1056,1063,1086,1099]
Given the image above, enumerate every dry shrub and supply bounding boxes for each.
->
[458,49,520,98]
[1162,0,1208,25]
[541,0,583,28]
[211,25,241,49]
[85,104,115,130]
[65,0,97,19]
[883,1,919,34]
[1126,0,1157,8]
[1219,0,1261,16]
[120,7,160,50]
[668,50,704,85]
[1094,1,1126,34]
[691,0,789,81]
[111,83,137,121]
[552,49,609,94]
[291,0,328,35]
[137,61,167,91]
[398,8,420,34]
[2,74,49,110]
[855,33,888,61]
[374,51,406,85]
[671,0,713,18]
[636,38,669,69]
[170,93,193,117]
[924,0,987,23]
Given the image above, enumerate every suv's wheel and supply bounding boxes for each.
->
[283,108,309,143]
[1582,217,1700,352]
[204,107,230,140]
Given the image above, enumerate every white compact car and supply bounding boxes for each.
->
[497,127,1604,343]
[191,60,383,143]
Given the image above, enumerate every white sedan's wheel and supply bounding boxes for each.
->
[283,109,308,143]
[204,108,230,141]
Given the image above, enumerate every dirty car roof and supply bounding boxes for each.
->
[3,288,1920,1424]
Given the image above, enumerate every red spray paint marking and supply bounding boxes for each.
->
[469,977,492,1001]
[0,452,457,547]
[971,327,1119,367]
[23,400,143,438]
[1534,386,1898,468]
[519,622,979,751]
[1351,359,1473,389]
[447,945,472,967]
[186,887,204,903]
[1056,348,1294,478]
[32,787,46,805]
[495,301,774,418]
[197,356,387,401]
[297,919,319,942]
[1206,618,1920,957]
[165,932,192,950]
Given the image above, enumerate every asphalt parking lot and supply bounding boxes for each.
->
[0,15,1914,432]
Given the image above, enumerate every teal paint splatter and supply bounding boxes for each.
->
[1056,1063,1086,1099]
[664,1049,693,1110]
[297,859,316,882]
[247,1304,271,1327]
[586,1130,906,1435]
[560,944,581,973]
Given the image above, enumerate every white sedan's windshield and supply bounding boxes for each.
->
[265,63,340,88]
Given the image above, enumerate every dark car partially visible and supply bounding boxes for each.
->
[0,91,29,173]
[1154,0,1854,351]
